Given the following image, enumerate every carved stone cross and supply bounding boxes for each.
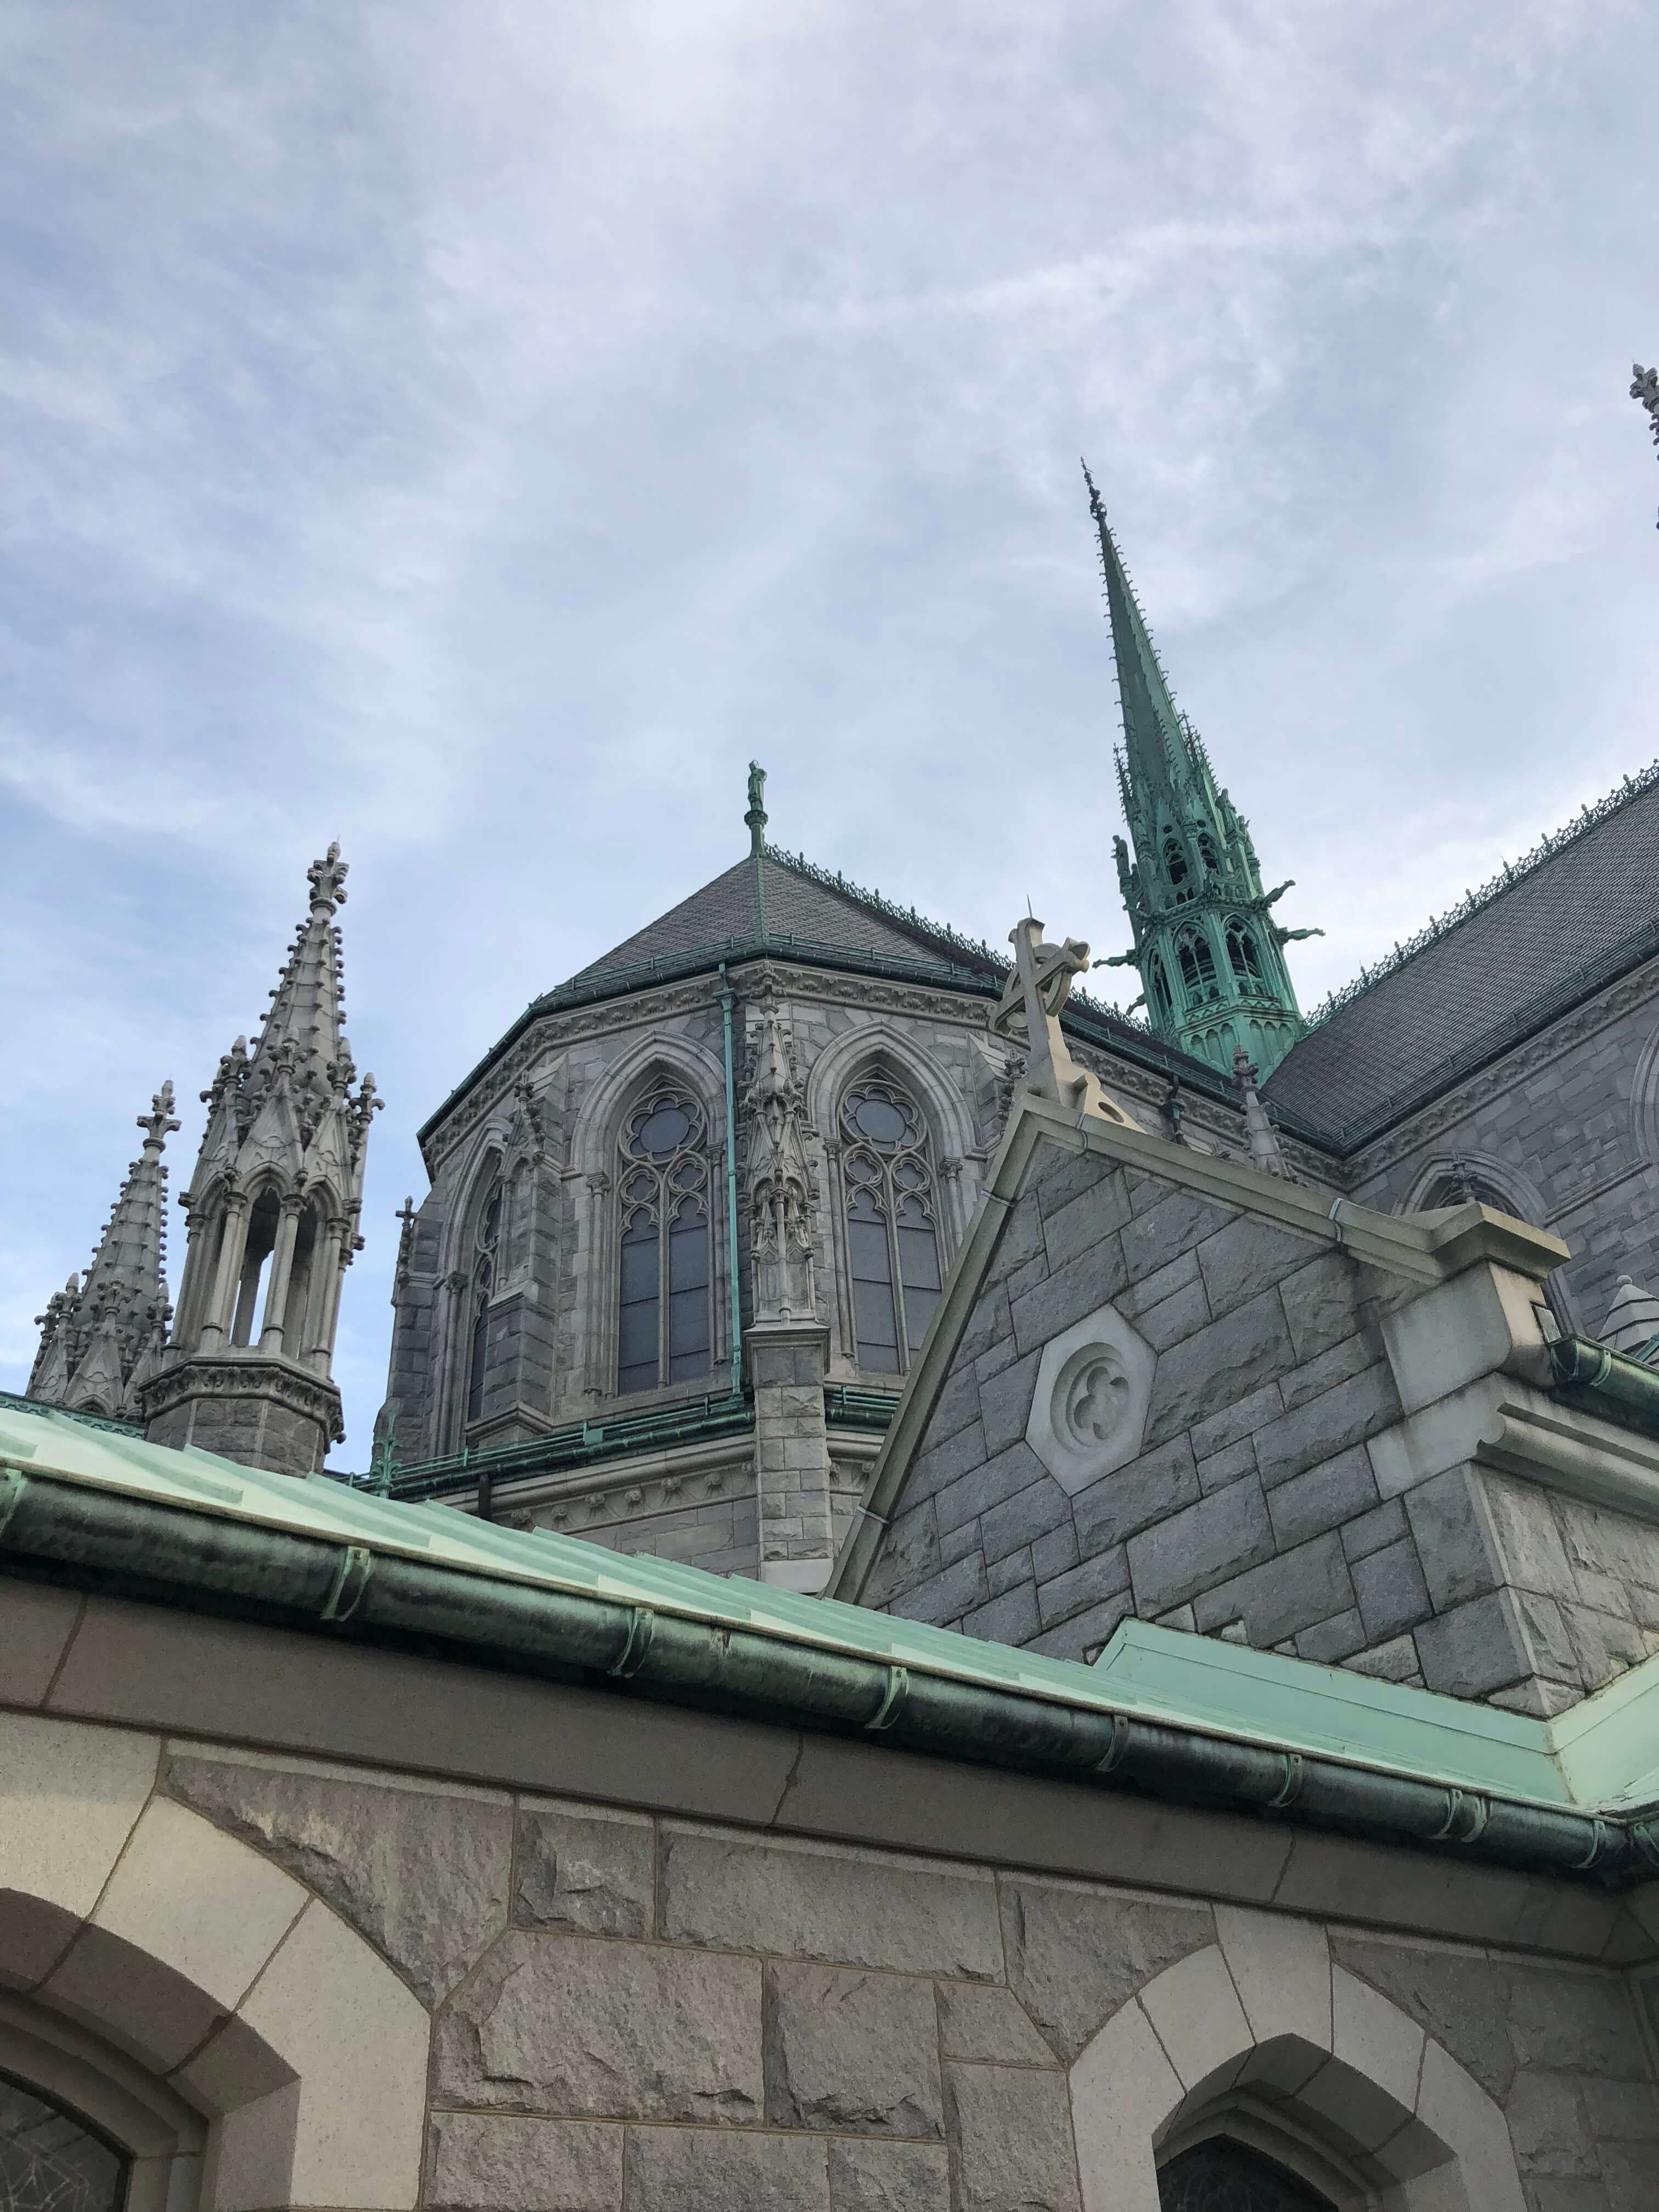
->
[991,918,1133,1128]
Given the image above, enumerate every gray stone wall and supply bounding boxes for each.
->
[151,1739,1658,2212]
[1348,960,1659,1339]
[863,1137,1659,1712]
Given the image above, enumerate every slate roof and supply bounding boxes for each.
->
[1266,772,1659,1147]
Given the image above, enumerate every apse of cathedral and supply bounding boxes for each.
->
[20,481,1659,1617]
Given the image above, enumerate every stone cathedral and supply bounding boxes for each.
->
[9,476,1659,2212]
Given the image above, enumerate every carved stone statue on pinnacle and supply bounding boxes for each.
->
[991,918,1134,1128]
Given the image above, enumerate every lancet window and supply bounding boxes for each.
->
[1176,927,1219,1004]
[840,1076,943,1374]
[616,1088,712,1396]
[0,2073,128,2212]
[1163,836,1193,900]
[1147,953,1173,1020]
[1226,920,1264,984]
[465,1173,503,1426]
[1197,832,1221,874]
[1158,2138,1331,2209]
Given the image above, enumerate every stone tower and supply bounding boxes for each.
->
[1087,465,1317,1077]
[143,844,381,1474]
[26,1082,180,1421]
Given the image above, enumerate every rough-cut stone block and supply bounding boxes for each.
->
[765,1962,943,2135]
[1278,1251,1365,1365]
[1037,1549,1130,1629]
[1142,1293,1296,1450]
[1507,1965,1650,2081]
[426,2114,622,2212]
[1197,1436,1256,1494]
[981,1477,1073,1564]
[1264,1444,1378,1550]
[936,1982,1056,2066]
[907,1420,989,1507]
[944,2063,1081,2212]
[890,1551,989,1627]
[934,1441,1052,1539]
[1126,1479,1276,1617]
[999,1875,1212,2062]
[515,1802,655,1937]
[1414,1590,1530,1699]
[163,1751,511,2007]
[1341,1498,1408,1562]
[1120,1248,1201,1321]
[1192,1533,1355,1647]
[862,1500,940,1608]
[1190,1382,1284,1460]
[1197,1215,1322,1321]
[1136,1277,1211,1352]
[433,1931,761,2121]
[661,1828,1003,1979]
[1280,1329,1384,1414]
[1073,1436,1200,1553]
[1031,1520,1080,1581]
[1350,1539,1432,1645]
[1564,1605,1649,1690]
[1028,1593,1135,1662]
[987,1548,1033,1600]
[1121,1186,1239,1283]
[964,1582,1042,1645]
[623,2128,827,2212]
[1251,1363,1400,1491]
[827,2139,950,2212]
[1042,1170,1131,1272]
[1403,1470,1504,1610]
[1010,1242,1130,1358]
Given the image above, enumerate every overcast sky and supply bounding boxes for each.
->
[3,1,1656,1461]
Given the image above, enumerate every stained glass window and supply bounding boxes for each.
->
[1158,2140,1332,2210]
[840,1078,942,1373]
[617,1088,712,1394]
[0,2075,126,2212]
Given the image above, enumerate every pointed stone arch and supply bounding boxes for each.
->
[568,1029,728,1183]
[0,1711,428,2212]
[1068,1909,1523,2211]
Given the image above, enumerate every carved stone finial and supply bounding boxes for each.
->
[745,760,768,859]
[139,1081,182,1152]
[307,840,349,915]
[990,917,1134,1129]
[1232,1046,1291,1179]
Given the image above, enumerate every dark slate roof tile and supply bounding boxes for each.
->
[1265,778,1659,1142]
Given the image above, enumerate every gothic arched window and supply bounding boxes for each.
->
[1163,836,1192,900]
[1176,928,1218,1003]
[1158,2138,1332,2209]
[840,1076,943,1374]
[465,1173,503,1426]
[1148,953,1173,1020]
[617,1087,712,1395]
[1226,921,1264,984]
[1197,833,1221,874]
[0,2072,128,2212]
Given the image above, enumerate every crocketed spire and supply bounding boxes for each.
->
[27,1083,180,1420]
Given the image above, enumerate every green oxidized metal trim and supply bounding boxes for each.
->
[1549,1335,1659,1441]
[0,1390,143,1439]
[3,1460,1658,1882]
[379,1390,755,1502]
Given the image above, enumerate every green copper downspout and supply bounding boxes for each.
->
[719,963,743,1398]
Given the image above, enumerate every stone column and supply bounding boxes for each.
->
[198,1194,251,1352]
[257,1199,303,1354]
[749,1318,835,1593]
[303,1218,346,1372]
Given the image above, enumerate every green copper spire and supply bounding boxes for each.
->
[1084,463,1319,1079]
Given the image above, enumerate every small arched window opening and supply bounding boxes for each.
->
[465,1173,504,1425]
[230,1187,281,1347]
[1197,833,1221,874]
[0,2069,129,2212]
[1147,954,1173,1020]
[617,1088,712,1396]
[1227,921,1265,984]
[840,1076,943,1374]
[1176,929,1218,1004]
[1159,2137,1333,2209]
[1163,837,1192,900]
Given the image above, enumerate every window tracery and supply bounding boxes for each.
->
[1158,2138,1331,2210]
[1226,920,1265,984]
[1197,832,1221,873]
[840,1076,943,1373]
[1148,953,1173,1020]
[617,1087,712,1395]
[1176,927,1220,1003]
[0,2073,127,2212]
[1163,836,1193,900]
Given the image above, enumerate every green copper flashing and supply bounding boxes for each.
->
[3,1402,1658,1883]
